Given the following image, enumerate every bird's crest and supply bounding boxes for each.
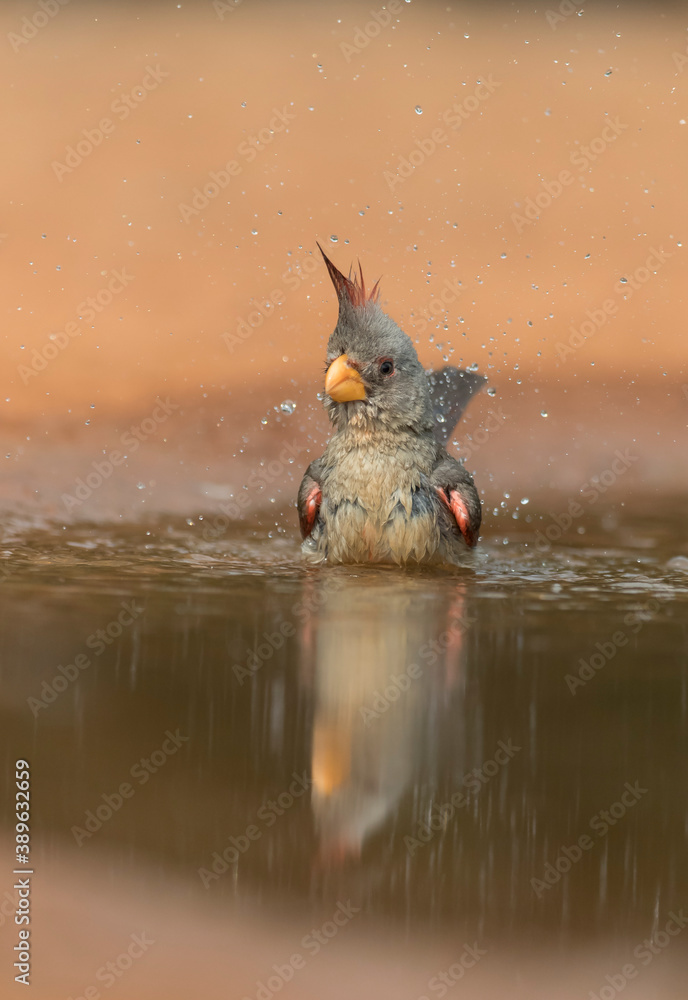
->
[317,242,381,310]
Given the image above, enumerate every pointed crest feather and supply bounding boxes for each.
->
[317,242,381,309]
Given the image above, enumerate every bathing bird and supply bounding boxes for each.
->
[298,246,485,566]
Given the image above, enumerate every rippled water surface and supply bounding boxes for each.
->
[1,500,687,998]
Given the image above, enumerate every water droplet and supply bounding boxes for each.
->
[604,69,612,77]
[136,482,145,490]
[414,105,423,115]
[329,234,338,242]
[540,410,548,418]
[280,400,296,414]
[520,497,529,505]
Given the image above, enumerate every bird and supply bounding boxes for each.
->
[297,246,486,567]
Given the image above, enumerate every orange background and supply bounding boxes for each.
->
[0,0,686,515]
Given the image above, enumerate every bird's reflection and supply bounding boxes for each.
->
[300,570,470,866]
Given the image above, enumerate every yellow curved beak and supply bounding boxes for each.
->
[325,353,366,402]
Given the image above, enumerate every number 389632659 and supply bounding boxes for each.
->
[15,760,30,850]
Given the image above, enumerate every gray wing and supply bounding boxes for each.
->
[426,366,487,445]
[429,455,482,547]
[297,458,324,539]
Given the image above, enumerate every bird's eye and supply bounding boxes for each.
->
[379,359,394,376]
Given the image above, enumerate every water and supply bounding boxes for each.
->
[1,500,687,996]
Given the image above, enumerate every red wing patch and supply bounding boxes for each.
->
[436,487,478,548]
[299,484,322,539]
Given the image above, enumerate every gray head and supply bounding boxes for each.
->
[318,245,434,435]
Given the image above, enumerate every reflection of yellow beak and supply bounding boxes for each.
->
[312,722,351,796]
[325,353,366,402]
